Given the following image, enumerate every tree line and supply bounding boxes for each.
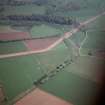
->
[0,14,73,25]
[0,0,48,6]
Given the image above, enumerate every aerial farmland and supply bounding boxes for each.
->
[0,0,105,105]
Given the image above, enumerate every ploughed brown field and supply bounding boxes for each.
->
[0,32,30,41]
[25,37,59,50]
[14,88,72,105]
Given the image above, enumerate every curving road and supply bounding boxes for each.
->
[0,12,105,59]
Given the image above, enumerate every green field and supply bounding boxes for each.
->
[65,56,105,82]
[86,14,105,29]
[40,71,99,105]
[0,40,104,105]
[0,42,27,54]
[79,15,105,55]
[70,31,86,46]
[1,0,104,37]
[0,0,105,105]
[83,31,105,50]
[39,54,105,105]
[2,5,45,15]
[30,24,63,38]
[0,55,43,101]
[37,42,70,69]
[0,43,70,102]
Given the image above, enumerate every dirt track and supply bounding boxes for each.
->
[0,11,105,59]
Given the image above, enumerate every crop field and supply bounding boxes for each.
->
[79,15,105,57]
[0,42,26,54]
[0,43,70,102]
[40,70,99,105]
[1,0,104,37]
[0,0,105,105]
[30,24,62,38]
[1,5,45,15]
